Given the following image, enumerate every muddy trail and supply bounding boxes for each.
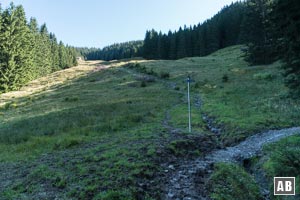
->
[163,83,299,200]
[164,127,300,200]
[118,66,300,200]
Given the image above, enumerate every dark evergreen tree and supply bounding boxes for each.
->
[206,22,220,54]
[38,23,52,75]
[0,4,77,93]
[28,17,40,78]
[58,41,68,69]
[160,34,170,59]
[168,31,177,59]
[0,3,34,91]
[241,0,274,64]
[157,31,164,59]
[272,0,300,97]
[198,24,207,56]
[143,31,152,59]
[0,5,2,42]
[143,29,159,59]
[191,25,199,56]
[49,33,60,72]
[185,26,193,57]
[176,27,187,59]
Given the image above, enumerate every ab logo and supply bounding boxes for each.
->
[274,177,295,195]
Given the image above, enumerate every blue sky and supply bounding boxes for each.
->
[1,0,239,48]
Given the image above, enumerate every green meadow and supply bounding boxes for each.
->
[1,46,300,199]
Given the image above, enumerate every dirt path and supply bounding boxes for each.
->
[164,127,300,200]
[119,65,300,200]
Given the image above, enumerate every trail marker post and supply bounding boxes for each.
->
[187,76,192,133]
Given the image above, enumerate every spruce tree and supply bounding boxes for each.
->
[157,31,163,59]
[49,33,60,71]
[0,5,2,38]
[168,31,177,59]
[185,26,193,57]
[241,0,273,64]
[28,17,41,79]
[191,25,199,56]
[272,0,300,97]
[198,25,207,56]
[206,22,219,54]
[0,3,34,91]
[59,41,68,69]
[38,23,52,74]
[176,27,187,59]
[143,31,152,59]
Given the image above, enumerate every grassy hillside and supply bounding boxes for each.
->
[1,45,300,199]
[130,45,300,144]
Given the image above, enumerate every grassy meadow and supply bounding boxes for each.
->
[129,45,300,144]
[1,45,300,199]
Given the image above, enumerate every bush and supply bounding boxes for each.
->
[136,76,155,83]
[194,81,201,89]
[222,74,229,82]
[146,69,158,76]
[253,72,275,81]
[160,72,170,79]
[126,63,147,73]
[64,96,79,102]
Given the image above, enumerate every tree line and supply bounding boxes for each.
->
[80,2,246,61]
[0,3,77,93]
[143,2,245,59]
[79,2,245,61]
[81,0,300,97]
[77,41,143,61]
[143,0,300,96]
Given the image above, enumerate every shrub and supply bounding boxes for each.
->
[136,76,155,83]
[253,72,275,81]
[222,74,229,82]
[64,96,79,102]
[194,81,201,88]
[146,69,158,76]
[160,72,170,79]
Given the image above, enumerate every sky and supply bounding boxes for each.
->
[1,0,239,48]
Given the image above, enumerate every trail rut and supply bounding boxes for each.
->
[165,127,300,200]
